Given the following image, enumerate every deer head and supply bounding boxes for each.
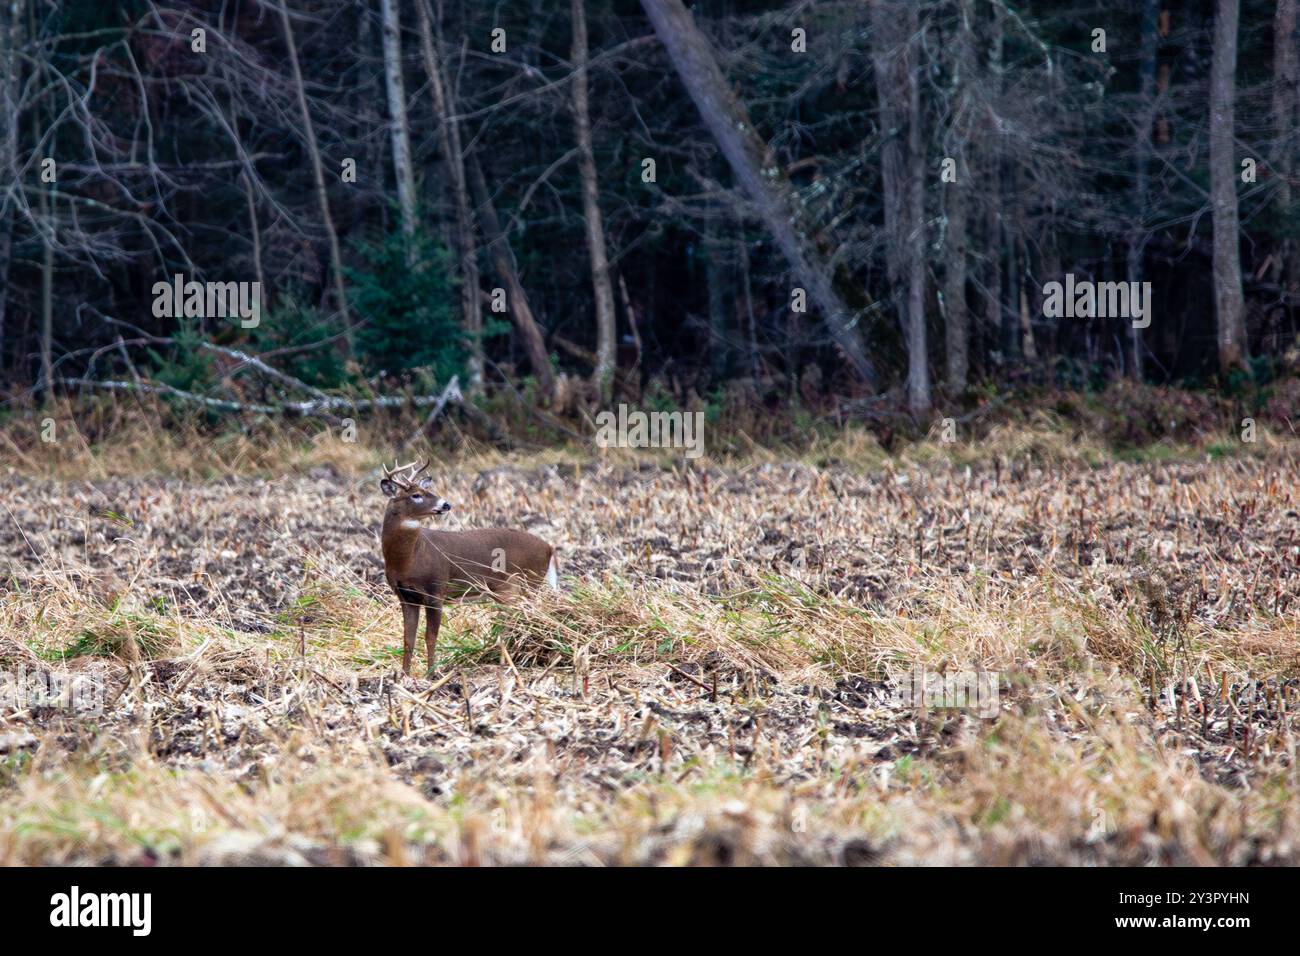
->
[380,459,452,525]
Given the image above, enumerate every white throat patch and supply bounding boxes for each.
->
[399,518,423,530]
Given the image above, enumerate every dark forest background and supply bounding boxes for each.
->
[1,0,1298,433]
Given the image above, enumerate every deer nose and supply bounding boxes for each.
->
[436,500,452,513]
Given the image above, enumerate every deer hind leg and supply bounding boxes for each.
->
[400,602,421,676]
[490,572,527,604]
[424,601,442,674]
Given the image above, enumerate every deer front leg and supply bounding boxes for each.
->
[400,602,421,676]
[424,601,442,674]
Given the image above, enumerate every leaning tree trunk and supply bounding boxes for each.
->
[571,0,618,404]
[1210,0,1247,376]
[380,0,417,240]
[467,153,557,405]
[278,1,351,335]
[414,0,490,395]
[639,0,877,386]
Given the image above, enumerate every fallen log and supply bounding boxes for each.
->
[56,376,468,419]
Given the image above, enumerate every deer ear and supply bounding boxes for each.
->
[418,476,434,490]
[380,478,398,498]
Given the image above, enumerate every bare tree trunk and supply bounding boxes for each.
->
[0,0,21,369]
[1041,224,1062,356]
[1006,208,1021,360]
[278,1,351,335]
[639,0,877,386]
[415,0,486,396]
[1127,0,1158,379]
[984,2,1006,365]
[617,271,643,397]
[1273,0,1298,324]
[1017,266,1037,360]
[903,10,930,414]
[30,60,52,400]
[1014,196,1037,361]
[737,235,761,381]
[38,179,52,401]
[872,3,906,292]
[467,153,557,404]
[1210,0,1247,375]
[241,171,267,317]
[380,0,417,239]
[705,213,729,382]
[985,172,1003,364]
[943,0,972,390]
[572,0,618,404]
[871,0,928,411]
[0,198,10,372]
[943,183,968,389]
[356,1,386,205]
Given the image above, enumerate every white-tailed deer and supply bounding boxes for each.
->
[379,460,557,675]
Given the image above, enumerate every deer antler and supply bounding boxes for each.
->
[382,459,427,491]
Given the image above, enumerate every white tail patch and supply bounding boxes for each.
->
[545,554,559,590]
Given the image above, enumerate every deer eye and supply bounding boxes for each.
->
[410,494,424,504]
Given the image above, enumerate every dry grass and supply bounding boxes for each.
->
[1,420,1299,865]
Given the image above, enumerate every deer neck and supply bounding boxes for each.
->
[382,513,428,577]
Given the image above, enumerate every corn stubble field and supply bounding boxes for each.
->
[2,426,1300,866]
